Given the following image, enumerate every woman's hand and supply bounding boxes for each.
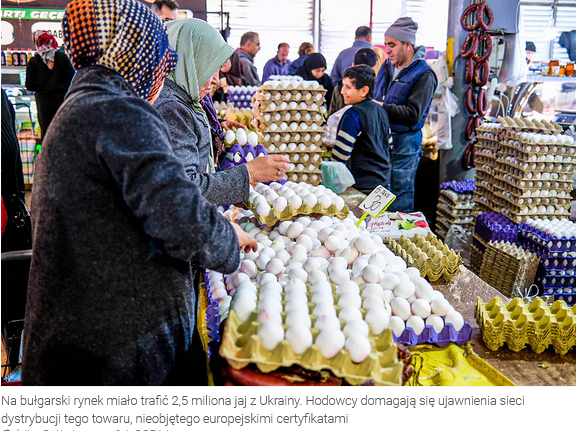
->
[221,120,246,131]
[246,155,291,185]
[232,222,257,252]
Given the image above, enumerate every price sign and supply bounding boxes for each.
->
[358,185,396,218]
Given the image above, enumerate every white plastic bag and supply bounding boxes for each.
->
[322,105,352,148]
[321,161,355,193]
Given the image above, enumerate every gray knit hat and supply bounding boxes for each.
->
[385,17,418,45]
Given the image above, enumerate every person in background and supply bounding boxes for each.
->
[23,0,256,386]
[331,65,392,194]
[212,58,232,103]
[330,26,373,87]
[151,0,179,22]
[154,19,290,206]
[262,43,291,82]
[329,48,378,116]
[288,42,314,74]
[25,33,75,139]
[373,17,437,213]
[372,46,387,75]
[525,41,537,68]
[229,32,261,86]
[293,53,334,109]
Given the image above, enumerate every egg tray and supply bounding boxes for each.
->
[255,112,324,127]
[265,142,324,154]
[220,144,269,169]
[475,297,576,355]
[287,163,322,175]
[491,186,572,208]
[247,199,349,227]
[536,274,576,290]
[387,233,462,283]
[261,131,325,145]
[491,164,573,184]
[252,99,323,113]
[435,213,474,229]
[472,194,570,223]
[438,194,475,208]
[496,116,564,134]
[286,172,322,186]
[499,139,576,156]
[220,310,404,386]
[261,125,325,134]
[474,212,518,244]
[439,179,476,193]
[469,244,485,275]
[283,153,324,165]
[517,235,576,266]
[436,203,475,218]
[518,222,576,252]
[494,157,574,174]
[254,92,326,107]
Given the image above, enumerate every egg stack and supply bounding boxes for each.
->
[248,181,347,226]
[387,233,462,282]
[474,120,576,224]
[479,240,539,298]
[220,128,268,170]
[215,212,469,384]
[228,85,259,109]
[518,218,576,305]
[252,80,327,185]
[435,180,476,240]
[470,212,518,273]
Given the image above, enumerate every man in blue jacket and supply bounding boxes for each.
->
[374,17,437,213]
[330,26,372,87]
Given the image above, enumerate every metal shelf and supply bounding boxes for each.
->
[524,73,576,84]
[1,67,26,75]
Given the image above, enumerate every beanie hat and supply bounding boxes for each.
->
[526,41,536,52]
[385,17,418,45]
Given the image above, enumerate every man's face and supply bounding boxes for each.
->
[341,77,368,105]
[526,50,535,62]
[277,46,289,64]
[385,36,411,67]
[245,36,261,57]
[157,5,178,22]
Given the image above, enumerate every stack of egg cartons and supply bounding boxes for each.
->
[252,80,327,185]
[228,85,259,109]
[470,212,518,275]
[517,218,576,305]
[435,180,476,240]
[474,118,576,224]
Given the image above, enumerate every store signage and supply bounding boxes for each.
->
[31,21,64,45]
[1,8,65,21]
[1,20,15,45]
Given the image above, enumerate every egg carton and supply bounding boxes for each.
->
[260,80,328,92]
[261,131,324,145]
[439,179,476,193]
[256,111,324,126]
[438,194,475,208]
[499,142,576,159]
[469,244,484,275]
[491,164,573,184]
[254,90,326,104]
[287,172,322,186]
[491,187,572,207]
[220,310,403,386]
[252,99,323,112]
[496,116,564,135]
[495,157,574,174]
[220,143,269,169]
[266,144,324,156]
[387,234,461,282]
[536,274,576,290]
[261,124,325,134]
[476,297,576,355]
[393,321,472,347]
[474,212,518,244]
[518,220,576,252]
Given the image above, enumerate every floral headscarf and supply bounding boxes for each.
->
[62,0,177,102]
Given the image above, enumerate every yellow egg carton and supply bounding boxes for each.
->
[475,297,576,355]
[387,233,461,282]
[220,310,404,386]
[497,116,564,135]
[248,198,348,227]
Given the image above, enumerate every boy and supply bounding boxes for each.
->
[331,65,392,194]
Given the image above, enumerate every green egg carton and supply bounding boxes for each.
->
[475,297,576,355]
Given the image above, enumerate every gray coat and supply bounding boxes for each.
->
[154,79,250,206]
[22,66,240,385]
[237,50,261,85]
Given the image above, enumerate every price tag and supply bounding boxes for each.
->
[358,185,396,218]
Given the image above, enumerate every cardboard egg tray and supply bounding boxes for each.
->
[470,243,484,275]
[265,143,324,155]
[387,233,462,282]
[287,172,322,186]
[475,297,576,355]
[436,204,475,220]
[288,163,322,175]
[479,241,539,298]
[438,194,475,209]
[220,310,404,386]
[496,116,564,134]
[255,111,324,127]
[261,131,325,145]
[247,198,348,227]
[283,153,323,164]
[252,99,324,113]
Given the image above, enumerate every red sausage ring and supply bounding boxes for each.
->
[461,33,479,59]
[462,143,476,171]
[473,34,493,63]
[464,115,477,141]
[465,58,475,84]
[465,87,477,115]
[474,60,489,87]
[478,2,495,31]
[460,3,479,31]
[477,88,488,116]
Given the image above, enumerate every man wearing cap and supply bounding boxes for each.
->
[374,17,437,213]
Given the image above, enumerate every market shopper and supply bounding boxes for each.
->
[22,0,256,386]
[25,33,75,139]
[288,42,314,74]
[373,17,437,212]
[154,19,290,206]
[151,0,179,22]
[330,26,373,87]
[328,48,378,116]
[228,32,261,86]
[262,43,291,82]
[293,53,334,109]
[331,65,392,193]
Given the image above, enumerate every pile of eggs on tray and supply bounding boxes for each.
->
[209,211,464,362]
[223,128,260,147]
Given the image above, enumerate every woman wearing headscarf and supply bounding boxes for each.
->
[25,33,75,138]
[154,19,290,206]
[293,53,334,110]
[22,0,256,386]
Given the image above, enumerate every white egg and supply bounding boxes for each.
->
[258,297,283,313]
[394,280,416,299]
[255,254,271,271]
[290,243,308,262]
[318,227,334,243]
[404,267,421,282]
[212,288,228,301]
[391,297,411,321]
[259,273,278,286]
[240,260,258,279]
[329,268,350,285]
[232,294,257,322]
[345,334,372,363]
[247,131,259,146]
[415,280,435,302]
[339,306,363,322]
[311,246,331,259]
[265,258,284,275]
[273,196,288,212]
[426,315,445,334]
[286,311,312,328]
[324,235,341,252]
[315,329,346,359]
[431,297,451,316]
[257,309,283,324]
[365,307,391,335]
[445,310,464,331]
[275,249,291,265]
[312,290,334,306]
[343,320,370,338]
[286,222,304,239]
[286,325,313,354]
[354,236,375,255]
[352,259,370,277]
[337,292,362,308]
[261,281,283,294]
[335,281,360,295]
[339,246,359,264]
[284,195,302,210]
[380,273,400,290]
[288,267,309,282]
[258,321,284,351]
[302,228,318,240]
[311,280,333,295]
[362,265,384,284]
[278,221,292,235]
[362,283,384,299]
[368,253,387,271]
[296,235,313,253]
[389,316,406,337]
[363,295,384,310]
[313,302,338,318]
[406,315,425,336]
[303,193,318,208]
[411,299,431,319]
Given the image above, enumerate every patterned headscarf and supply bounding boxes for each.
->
[62,0,177,102]
[36,33,58,66]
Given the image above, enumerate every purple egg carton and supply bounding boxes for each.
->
[204,271,225,359]
[551,294,576,305]
[474,212,518,243]
[393,322,473,347]
[518,222,576,253]
[536,274,576,289]
[220,143,268,170]
[440,180,476,193]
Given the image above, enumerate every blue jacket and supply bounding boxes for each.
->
[262,56,292,82]
[330,40,372,86]
[374,46,437,134]
[288,55,308,74]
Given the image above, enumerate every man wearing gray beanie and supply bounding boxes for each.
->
[374,17,437,213]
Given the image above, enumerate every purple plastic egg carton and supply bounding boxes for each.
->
[537,275,576,290]
[518,222,576,253]
[475,212,518,243]
[204,271,225,359]
[440,180,476,193]
[393,322,473,347]
[220,143,268,170]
